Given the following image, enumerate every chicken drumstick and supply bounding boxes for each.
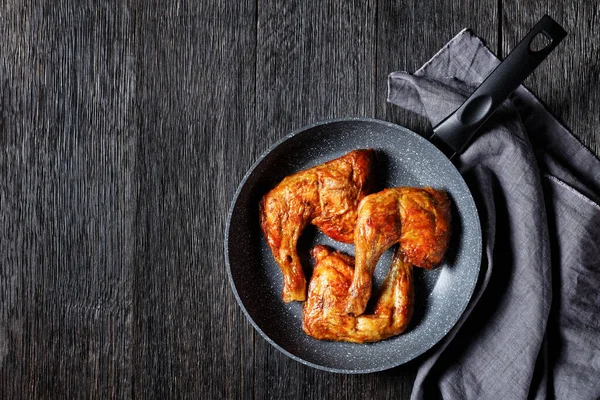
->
[302,245,413,343]
[259,149,375,302]
[345,187,451,316]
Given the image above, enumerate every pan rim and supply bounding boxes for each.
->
[224,117,482,374]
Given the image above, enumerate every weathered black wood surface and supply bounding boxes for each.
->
[0,1,597,398]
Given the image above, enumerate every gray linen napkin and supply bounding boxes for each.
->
[388,29,600,400]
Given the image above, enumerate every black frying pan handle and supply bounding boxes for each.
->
[430,15,567,159]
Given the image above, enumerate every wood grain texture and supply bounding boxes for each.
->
[131,0,256,398]
[255,0,377,153]
[0,1,136,398]
[0,0,598,399]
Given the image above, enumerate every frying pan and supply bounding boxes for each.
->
[225,16,566,373]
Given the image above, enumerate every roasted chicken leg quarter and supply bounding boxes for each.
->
[259,149,375,302]
[345,187,451,316]
[302,245,414,343]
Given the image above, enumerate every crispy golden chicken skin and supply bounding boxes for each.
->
[259,149,375,302]
[345,187,451,316]
[302,245,413,343]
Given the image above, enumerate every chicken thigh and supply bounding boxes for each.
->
[259,149,375,302]
[345,187,451,316]
[302,245,413,343]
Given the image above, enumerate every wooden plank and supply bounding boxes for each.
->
[501,2,600,157]
[0,2,136,398]
[251,1,431,399]
[131,0,256,398]
[254,0,378,155]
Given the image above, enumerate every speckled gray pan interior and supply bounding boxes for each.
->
[225,118,482,373]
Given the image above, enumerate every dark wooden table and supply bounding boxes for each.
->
[1,1,598,398]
